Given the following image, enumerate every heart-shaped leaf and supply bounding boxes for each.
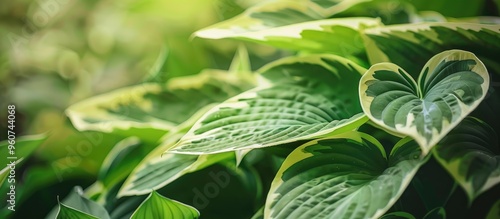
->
[170,54,368,154]
[433,117,500,202]
[359,50,489,154]
[130,191,199,219]
[265,132,426,219]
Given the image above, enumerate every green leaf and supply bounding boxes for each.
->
[333,0,416,25]
[50,186,110,219]
[171,54,368,154]
[362,22,500,78]
[401,0,485,17]
[251,206,264,219]
[0,134,46,185]
[229,45,252,73]
[486,199,500,219]
[359,50,489,154]
[433,117,500,202]
[412,11,447,23]
[130,191,199,219]
[264,132,426,219]
[196,17,380,58]
[447,17,500,25]
[118,100,233,197]
[66,70,253,142]
[118,133,234,197]
[380,211,416,219]
[143,45,169,83]
[56,203,98,219]
[423,207,446,219]
[496,1,500,16]
[236,149,253,167]
[97,137,153,191]
[195,1,382,64]
[195,0,371,39]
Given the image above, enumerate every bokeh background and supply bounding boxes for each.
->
[0,0,277,217]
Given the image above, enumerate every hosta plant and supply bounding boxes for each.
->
[39,0,500,218]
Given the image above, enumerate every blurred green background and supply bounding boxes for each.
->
[0,0,276,217]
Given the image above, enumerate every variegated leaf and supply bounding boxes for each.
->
[362,22,500,78]
[66,70,253,142]
[333,0,416,24]
[359,50,489,154]
[118,133,234,197]
[196,0,371,39]
[195,0,385,59]
[170,54,368,154]
[197,17,380,58]
[433,117,500,202]
[265,132,426,219]
[96,137,150,191]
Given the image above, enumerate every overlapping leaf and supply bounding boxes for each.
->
[333,0,416,24]
[486,199,500,219]
[423,207,446,219]
[56,204,98,219]
[359,50,489,154]
[117,94,238,197]
[130,191,199,219]
[66,70,252,142]
[400,0,485,17]
[265,132,426,219]
[196,0,371,39]
[50,186,110,219]
[433,117,500,201]
[380,212,416,219]
[118,133,234,197]
[251,206,264,219]
[362,22,500,78]
[197,17,380,57]
[170,54,368,154]
[0,134,45,185]
[87,136,156,198]
[195,0,385,61]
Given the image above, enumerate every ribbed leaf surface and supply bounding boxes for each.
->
[265,132,425,219]
[434,117,500,201]
[360,50,489,154]
[171,55,368,154]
